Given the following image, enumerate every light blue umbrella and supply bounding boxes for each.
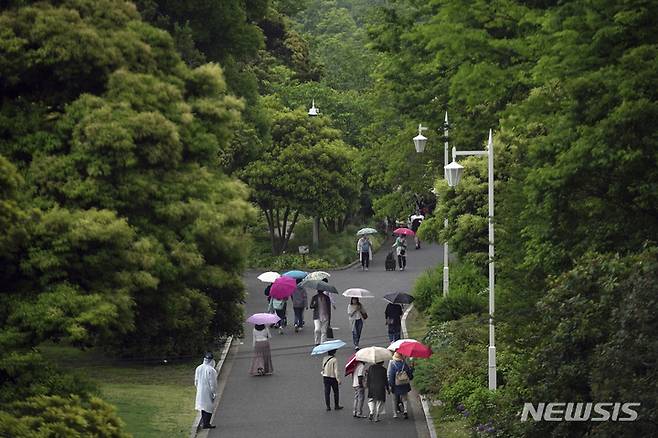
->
[311,339,346,356]
[283,270,308,279]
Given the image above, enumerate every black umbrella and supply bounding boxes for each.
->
[383,292,414,304]
[303,280,338,294]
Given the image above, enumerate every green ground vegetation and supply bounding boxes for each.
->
[40,344,206,438]
[248,217,385,269]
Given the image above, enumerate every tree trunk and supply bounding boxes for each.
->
[312,216,320,248]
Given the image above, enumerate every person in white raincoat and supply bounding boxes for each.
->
[195,352,218,429]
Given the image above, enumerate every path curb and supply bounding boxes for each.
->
[190,336,234,438]
[402,304,438,438]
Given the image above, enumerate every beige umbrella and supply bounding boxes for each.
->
[355,346,393,363]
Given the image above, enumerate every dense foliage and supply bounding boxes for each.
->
[383,0,658,436]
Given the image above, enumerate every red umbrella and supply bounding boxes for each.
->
[344,352,357,376]
[394,227,415,236]
[269,276,296,299]
[396,340,432,358]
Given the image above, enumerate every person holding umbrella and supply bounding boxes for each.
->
[250,324,274,376]
[387,351,414,419]
[392,233,408,271]
[347,297,367,350]
[321,349,344,411]
[351,358,367,418]
[385,302,404,342]
[365,361,389,422]
[310,288,332,345]
[246,313,280,376]
[291,279,308,332]
[356,234,373,271]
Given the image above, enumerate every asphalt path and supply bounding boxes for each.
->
[208,241,444,438]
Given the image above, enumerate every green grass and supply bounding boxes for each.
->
[40,344,202,438]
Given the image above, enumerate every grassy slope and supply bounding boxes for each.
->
[41,345,200,438]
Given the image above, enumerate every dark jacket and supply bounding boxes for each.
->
[365,364,389,401]
[385,303,403,333]
[310,292,331,321]
[388,357,413,395]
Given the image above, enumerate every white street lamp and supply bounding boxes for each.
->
[413,124,428,153]
[413,112,451,297]
[445,129,496,390]
[308,99,319,116]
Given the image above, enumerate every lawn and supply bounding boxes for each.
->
[40,344,204,438]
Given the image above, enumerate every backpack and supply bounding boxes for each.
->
[395,367,410,385]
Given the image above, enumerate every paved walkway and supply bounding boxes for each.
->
[208,242,444,438]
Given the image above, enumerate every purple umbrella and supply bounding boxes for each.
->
[246,313,281,325]
[269,276,297,299]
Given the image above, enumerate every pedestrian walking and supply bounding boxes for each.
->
[194,352,217,429]
[392,234,408,270]
[357,235,373,271]
[410,214,424,249]
[387,352,413,419]
[249,324,273,376]
[352,360,366,418]
[365,361,389,422]
[321,349,343,411]
[291,281,308,332]
[347,298,367,349]
[310,289,332,345]
[385,302,403,342]
[269,296,288,334]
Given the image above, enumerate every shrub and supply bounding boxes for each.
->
[428,291,487,324]
[412,267,442,312]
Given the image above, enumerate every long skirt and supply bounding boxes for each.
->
[249,340,273,376]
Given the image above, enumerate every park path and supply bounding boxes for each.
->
[208,241,444,438]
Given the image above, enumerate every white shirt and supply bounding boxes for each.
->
[352,362,365,388]
[321,355,340,383]
[347,303,365,321]
[253,327,271,347]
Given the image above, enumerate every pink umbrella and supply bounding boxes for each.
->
[269,276,297,299]
[394,227,415,236]
[246,313,281,325]
[396,340,432,358]
[344,352,357,376]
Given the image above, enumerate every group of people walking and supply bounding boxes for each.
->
[358,233,411,272]
[345,351,414,422]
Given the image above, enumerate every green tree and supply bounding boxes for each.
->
[241,105,360,253]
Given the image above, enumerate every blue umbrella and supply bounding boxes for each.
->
[311,339,346,356]
[283,270,308,279]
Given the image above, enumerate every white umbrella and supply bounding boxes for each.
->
[355,346,393,363]
[387,338,418,351]
[356,227,378,236]
[410,215,424,221]
[342,288,375,298]
[300,271,330,285]
[257,271,280,283]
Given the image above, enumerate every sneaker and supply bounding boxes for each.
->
[393,414,398,419]
[368,414,373,421]
[404,412,409,419]
[326,406,331,411]
[365,267,368,271]
[399,267,403,271]
[353,413,358,418]
[278,328,283,335]
[335,406,344,410]
[294,326,298,333]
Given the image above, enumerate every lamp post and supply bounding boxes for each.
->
[445,129,496,390]
[308,99,319,117]
[308,99,320,247]
[413,112,450,297]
